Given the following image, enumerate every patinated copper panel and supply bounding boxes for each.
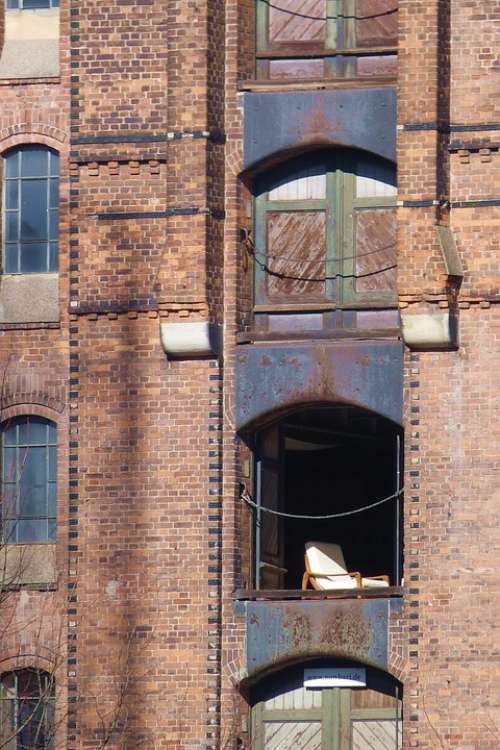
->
[355,208,396,294]
[266,211,327,300]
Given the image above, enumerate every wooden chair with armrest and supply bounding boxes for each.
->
[302,541,389,591]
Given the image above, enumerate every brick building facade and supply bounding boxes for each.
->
[0,1,498,749]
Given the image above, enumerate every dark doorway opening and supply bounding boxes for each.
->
[252,405,403,591]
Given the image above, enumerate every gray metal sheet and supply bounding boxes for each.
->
[243,89,396,173]
[245,599,390,679]
[235,340,403,432]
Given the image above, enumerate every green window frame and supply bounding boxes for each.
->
[255,1,398,81]
[253,150,397,309]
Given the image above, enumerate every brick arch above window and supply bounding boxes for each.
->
[0,371,65,416]
[0,127,67,154]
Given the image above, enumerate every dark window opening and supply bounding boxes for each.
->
[0,669,55,750]
[256,0,398,82]
[252,405,403,591]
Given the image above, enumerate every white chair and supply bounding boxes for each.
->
[302,541,389,591]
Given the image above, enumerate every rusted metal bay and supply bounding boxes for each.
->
[235,340,403,434]
[242,598,394,681]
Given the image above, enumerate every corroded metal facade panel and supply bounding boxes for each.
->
[243,88,396,172]
[235,340,403,432]
[244,599,390,679]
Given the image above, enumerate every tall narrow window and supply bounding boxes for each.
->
[254,150,397,308]
[1,417,57,544]
[256,0,398,80]
[3,146,59,274]
[0,669,55,750]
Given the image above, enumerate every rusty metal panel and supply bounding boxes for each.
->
[235,340,403,433]
[244,599,389,679]
[243,89,396,173]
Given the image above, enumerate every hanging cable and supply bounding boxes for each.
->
[242,236,397,282]
[241,488,403,520]
[256,0,398,23]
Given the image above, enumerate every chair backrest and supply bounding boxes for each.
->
[305,542,347,576]
[304,542,355,590]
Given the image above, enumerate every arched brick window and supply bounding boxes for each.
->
[1,416,57,544]
[0,668,55,749]
[3,145,59,274]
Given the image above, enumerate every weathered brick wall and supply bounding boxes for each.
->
[399,2,500,748]
[0,2,70,745]
[68,1,226,747]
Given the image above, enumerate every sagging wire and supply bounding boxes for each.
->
[243,235,396,282]
[241,487,403,520]
[256,0,398,23]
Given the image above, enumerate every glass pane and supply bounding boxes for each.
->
[49,242,58,272]
[352,719,402,749]
[23,0,52,7]
[19,447,47,515]
[266,211,327,299]
[355,208,397,294]
[269,58,325,79]
[49,177,59,207]
[264,721,322,750]
[355,0,398,48]
[20,179,47,240]
[20,243,48,273]
[48,446,56,481]
[2,485,17,517]
[17,519,47,543]
[5,180,18,210]
[49,150,59,175]
[5,151,19,178]
[19,418,49,444]
[5,212,18,242]
[48,483,56,516]
[3,423,18,446]
[0,700,16,749]
[357,54,397,77]
[269,0,326,44]
[20,147,49,177]
[48,422,56,444]
[4,520,18,543]
[49,209,59,240]
[4,244,19,274]
[48,518,56,542]
[0,671,16,697]
[3,447,17,481]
